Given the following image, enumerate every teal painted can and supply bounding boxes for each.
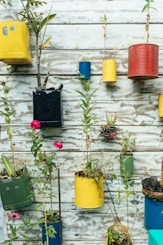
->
[148,230,163,245]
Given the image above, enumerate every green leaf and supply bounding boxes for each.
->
[76,90,87,98]
[1,154,14,177]
[41,36,51,49]
[37,14,56,35]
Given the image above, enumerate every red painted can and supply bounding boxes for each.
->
[128,43,159,80]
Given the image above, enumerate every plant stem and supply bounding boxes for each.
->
[43,209,49,245]
[58,168,62,245]
[146,10,150,43]
[49,171,53,210]
[103,15,107,59]
[36,35,41,87]
[10,142,16,177]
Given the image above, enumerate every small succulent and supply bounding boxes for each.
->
[106,113,116,127]
[101,113,117,140]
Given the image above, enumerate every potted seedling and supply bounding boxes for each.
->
[102,15,117,83]
[142,159,163,230]
[128,0,159,80]
[104,164,139,245]
[0,0,32,64]
[19,0,63,128]
[100,113,117,140]
[74,75,104,209]
[79,57,91,80]
[105,223,132,245]
[29,120,63,244]
[119,131,136,178]
[0,80,33,210]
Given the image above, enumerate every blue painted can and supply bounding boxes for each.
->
[42,220,62,244]
[145,196,163,230]
[79,61,91,80]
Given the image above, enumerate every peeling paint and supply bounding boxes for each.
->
[10,25,16,31]
[2,25,16,36]
[2,26,7,36]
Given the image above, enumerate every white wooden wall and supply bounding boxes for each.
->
[1,0,163,244]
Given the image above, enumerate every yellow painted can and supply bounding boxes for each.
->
[0,21,31,64]
[74,173,104,208]
[158,95,163,117]
[102,59,116,83]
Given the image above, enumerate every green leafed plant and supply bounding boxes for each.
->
[120,131,136,155]
[107,226,121,245]
[76,75,99,177]
[0,212,39,245]
[106,224,133,245]
[105,113,116,127]
[0,67,16,177]
[29,120,63,244]
[19,0,56,88]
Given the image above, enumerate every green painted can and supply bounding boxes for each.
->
[120,154,134,178]
[0,167,33,210]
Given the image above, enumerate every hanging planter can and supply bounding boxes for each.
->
[0,167,33,210]
[158,94,163,117]
[102,59,116,83]
[100,126,117,140]
[42,220,62,245]
[148,230,163,245]
[120,154,134,178]
[74,172,104,208]
[142,177,163,230]
[128,44,159,80]
[144,196,163,230]
[0,21,32,64]
[33,86,63,128]
[79,61,91,80]
[104,223,133,245]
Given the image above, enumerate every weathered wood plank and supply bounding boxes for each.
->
[0,99,160,126]
[5,0,163,24]
[31,24,163,49]
[1,125,163,152]
[1,48,163,76]
[1,74,163,104]
[0,150,162,178]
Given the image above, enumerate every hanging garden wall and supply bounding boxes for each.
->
[0,0,163,244]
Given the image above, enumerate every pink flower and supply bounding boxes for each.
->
[53,141,63,150]
[108,132,117,139]
[8,212,21,220]
[30,120,41,130]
